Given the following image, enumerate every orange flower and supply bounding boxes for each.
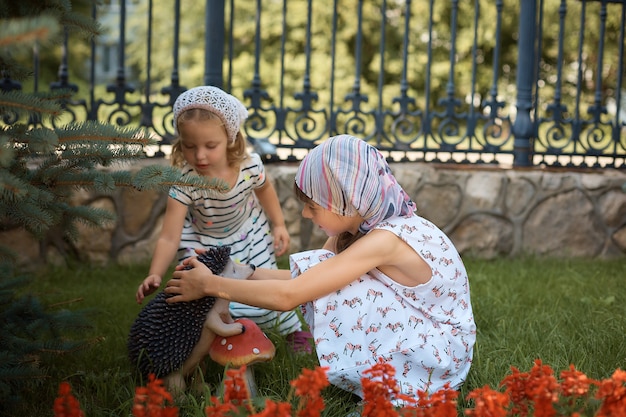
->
[525,360,559,417]
[204,396,239,416]
[53,381,85,417]
[419,384,458,417]
[132,374,178,417]
[290,367,329,417]
[296,397,325,417]
[50,361,626,416]
[560,365,595,398]
[397,384,458,417]
[500,366,529,416]
[290,366,330,398]
[361,359,406,417]
[595,369,626,417]
[501,359,559,417]
[465,385,509,417]
[251,399,292,417]
[224,365,250,403]
[222,365,254,410]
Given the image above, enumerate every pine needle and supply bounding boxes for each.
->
[0,15,60,48]
[56,121,154,147]
[132,165,230,192]
[0,90,64,120]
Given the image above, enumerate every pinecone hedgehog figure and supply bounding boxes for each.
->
[127,246,254,380]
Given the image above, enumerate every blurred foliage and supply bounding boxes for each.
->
[4,0,623,137]
[120,0,624,115]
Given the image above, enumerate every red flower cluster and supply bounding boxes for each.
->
[360,358,459,417]
[53,381,84,417]
[132,374,178,417]
[290,365,329,417]
[205,366,253,416]
[596,369,626,416]
[465,359,626,417]
[53,359,626,417]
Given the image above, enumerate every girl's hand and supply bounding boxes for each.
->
[172,248,207,271]
[165,258,214,303]
[136,274,161,304]
[272,224,290,256]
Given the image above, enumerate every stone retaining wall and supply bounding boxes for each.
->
[4,160,626,266]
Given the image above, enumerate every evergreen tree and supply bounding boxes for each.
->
[0,1,226,410]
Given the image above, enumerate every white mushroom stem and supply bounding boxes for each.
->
[243,365,258,398]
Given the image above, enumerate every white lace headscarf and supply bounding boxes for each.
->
[172,86,248,143]
[295,135,416,234]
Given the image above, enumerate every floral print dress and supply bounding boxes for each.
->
[290,214,476,401]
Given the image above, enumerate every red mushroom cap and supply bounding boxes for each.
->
[209,318,276,367]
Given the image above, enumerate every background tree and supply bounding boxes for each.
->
[0,0,226,411]
[122,0,621,122]
[0,0,95,92]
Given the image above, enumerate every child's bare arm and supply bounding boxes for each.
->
[166,231,401,311]
[136,197,187,304]
[254,180,290,255]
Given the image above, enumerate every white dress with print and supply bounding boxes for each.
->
[289,214,476,400]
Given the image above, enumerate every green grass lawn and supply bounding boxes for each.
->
[13,256,626,416]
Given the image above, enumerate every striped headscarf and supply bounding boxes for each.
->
[295,135,416,233]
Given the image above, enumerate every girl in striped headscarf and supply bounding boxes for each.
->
[167,135,476,406]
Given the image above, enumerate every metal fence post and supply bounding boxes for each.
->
[512,0,537,167]
[204,0,225,88]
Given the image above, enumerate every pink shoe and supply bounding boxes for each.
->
[287,330,313,354]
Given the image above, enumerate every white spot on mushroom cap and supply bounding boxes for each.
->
[227,344,233,351]
[253,347,260,354]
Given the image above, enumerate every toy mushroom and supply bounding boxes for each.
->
[209,317,276,397]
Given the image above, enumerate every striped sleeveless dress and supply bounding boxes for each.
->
[169,152,301,334]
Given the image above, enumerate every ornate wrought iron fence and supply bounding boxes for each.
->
[2,0,625,168]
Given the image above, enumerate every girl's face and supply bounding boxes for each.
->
[301,201,362,236]
[178,118,229,174]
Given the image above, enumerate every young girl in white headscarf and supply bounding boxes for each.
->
[166,134,476,404]
[135,86,310,351]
